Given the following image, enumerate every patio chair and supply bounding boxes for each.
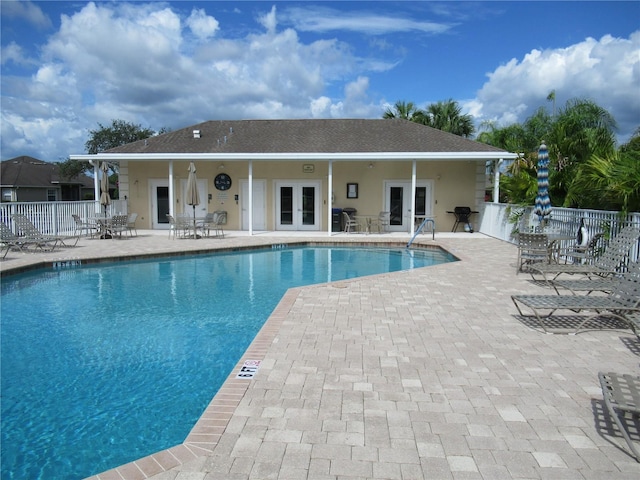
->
[126,213,138,236]
[511,260,640,334]
[527,226,640,282]
[598,372,640,462]
[71,214,97,244]
[166,214,189,239]
[109,214,129,239]
[372,211,390,233]
[558,232,604,265]
[201,211,226,238]
[199,212,226,238]
[342,211,359,233]
[516,232,550,274]
[11,214,63,250]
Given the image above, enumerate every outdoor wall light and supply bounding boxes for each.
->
[368,162,374,169]
[218,163,225,170]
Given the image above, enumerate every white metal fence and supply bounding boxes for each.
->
[480,202,640,261]
[0,200,127,237]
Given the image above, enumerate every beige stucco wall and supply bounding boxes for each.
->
[121,159,484,232]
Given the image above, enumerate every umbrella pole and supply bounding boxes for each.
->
[193,205,198,239]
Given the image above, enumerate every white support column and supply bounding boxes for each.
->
[168,161,175,216]
[248,160,253,235]
[93,161,100,213]
[410,160,417,236]
[493,159,503,203]
[327,160,333,236]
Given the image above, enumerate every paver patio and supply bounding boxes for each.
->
[2,230,638,479]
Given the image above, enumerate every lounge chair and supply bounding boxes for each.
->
[511,260,640,334]
[516,232,550,273]
[11,214,63,250]
[0,222,38,258]
[527,226,640,282]
[598,372,640,462]
[550,276,620,295]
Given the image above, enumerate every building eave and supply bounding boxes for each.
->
[70,151,518,162]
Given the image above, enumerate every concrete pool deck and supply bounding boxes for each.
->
[2,230,639,479]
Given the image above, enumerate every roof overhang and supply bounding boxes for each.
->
[70,151,518,162]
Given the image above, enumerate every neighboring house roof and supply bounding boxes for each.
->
[72,119,517,162]
[1,156,94,188]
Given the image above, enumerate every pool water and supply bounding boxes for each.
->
[1,245,456,479]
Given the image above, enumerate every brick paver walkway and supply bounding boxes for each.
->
[2,231,638,479]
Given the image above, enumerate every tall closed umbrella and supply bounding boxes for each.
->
[99,162,112,239]
[533,142,552,225]
[100,162,111,216]
[186,162,200,238]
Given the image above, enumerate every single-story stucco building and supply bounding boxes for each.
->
[70,119,517,234]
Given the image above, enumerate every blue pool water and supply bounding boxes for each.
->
[1,245,456,479]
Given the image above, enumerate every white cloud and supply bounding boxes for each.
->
[2,2,386,160]
[1,0,52,29]
[186,8,219,40]
[1,42,33,66]
[283,6,453,35]
[474,32,640,142]
[259,5,277,35]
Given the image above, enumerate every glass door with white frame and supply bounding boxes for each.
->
[384,181,433,232]
[275,181,321,230]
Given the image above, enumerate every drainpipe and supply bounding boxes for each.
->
[328,160,333,236]
[248,160,253,235]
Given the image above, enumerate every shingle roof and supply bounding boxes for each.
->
[106,119,510,155]
[1,156,93,188]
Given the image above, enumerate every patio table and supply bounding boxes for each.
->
[354,215,379,234]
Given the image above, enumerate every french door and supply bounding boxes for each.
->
[384,181,433,232]
[275,181,321,230]
[150,180,170,229]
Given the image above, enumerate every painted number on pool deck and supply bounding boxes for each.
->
[236,360,261,379]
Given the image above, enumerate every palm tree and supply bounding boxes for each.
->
[383,101,424,122]
[423,99,475,138]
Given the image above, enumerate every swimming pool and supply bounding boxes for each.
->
[1,245,456,479]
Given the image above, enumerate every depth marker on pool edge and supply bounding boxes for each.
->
[236,360,261,379]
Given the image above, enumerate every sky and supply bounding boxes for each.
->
[1,1,639,162]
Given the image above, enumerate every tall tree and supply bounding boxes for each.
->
[59,120,159,179]
[85,119,156,154]
[383,101,425,122]
[423,99,475,138]
[478,97,622,209]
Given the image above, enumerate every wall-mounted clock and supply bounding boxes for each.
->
[214,173,232,191]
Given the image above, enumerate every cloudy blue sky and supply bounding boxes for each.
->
[1,1,639,161]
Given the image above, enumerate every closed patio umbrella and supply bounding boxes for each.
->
[186,162,200,238]
[533,142,551,226]
[99,162,112,239]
